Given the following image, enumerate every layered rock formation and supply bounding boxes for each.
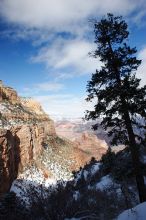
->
[75,132,108,161]
[55,120,108,161]
[0,82,56,194]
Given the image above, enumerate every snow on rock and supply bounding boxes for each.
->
[73,191,80,201]
[42,158,73,181]
[10,166,57,204]
[117,202,146,220]
[83,170,88,180]
[0,103,10,112]
[96,175,113,190]
[0,103,26,129]
[10,161,74,205]
[91,163,100,175]
[74,162,100,185]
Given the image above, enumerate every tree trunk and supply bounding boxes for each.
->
[123,107,146,202]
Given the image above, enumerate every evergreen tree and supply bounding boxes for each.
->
[85,13,146,203]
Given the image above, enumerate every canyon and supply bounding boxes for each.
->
[0,81,108,195]
[55,120,108,161]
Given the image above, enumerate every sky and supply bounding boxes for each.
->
[0,0,146,120]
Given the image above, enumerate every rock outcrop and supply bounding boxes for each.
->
[0,80,20,104]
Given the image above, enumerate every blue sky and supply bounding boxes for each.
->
[0,0,146,119]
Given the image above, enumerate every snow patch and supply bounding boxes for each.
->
[117,202,146,220]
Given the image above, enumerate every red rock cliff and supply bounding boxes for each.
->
[0,81,56,194]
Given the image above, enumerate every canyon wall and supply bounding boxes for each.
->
[0,122,55,195]
[0,81,56,194]
[0,81,107,195]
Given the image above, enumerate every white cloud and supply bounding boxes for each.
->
[137,47,146,86]
[34,94,94,119]
[1,28,54,46]
[23,81,64,94]
[0,0,145,31]
[1,0,146,78]
[36,82,64,92]
[31,38,101,76]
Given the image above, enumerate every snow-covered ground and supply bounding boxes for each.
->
[0,103,28,129]
[65,202,146,220]
[10,163,73,204]
[9,154,142,219]
[117,202,146,220]
[10,166,57,204]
